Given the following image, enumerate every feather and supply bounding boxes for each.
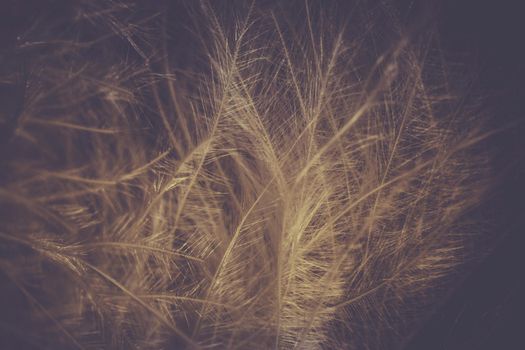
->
[0,1,493,349]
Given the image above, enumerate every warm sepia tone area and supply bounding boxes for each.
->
[0,1,523,349]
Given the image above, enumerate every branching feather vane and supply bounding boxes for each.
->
[0,1,492,349]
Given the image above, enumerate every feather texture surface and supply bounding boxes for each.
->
[0,1,492,349]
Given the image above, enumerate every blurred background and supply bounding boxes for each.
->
[405,0,525,349]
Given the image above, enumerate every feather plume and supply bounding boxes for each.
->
[0,1,493,349]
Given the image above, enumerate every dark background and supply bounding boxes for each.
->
[406,0,525,349]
